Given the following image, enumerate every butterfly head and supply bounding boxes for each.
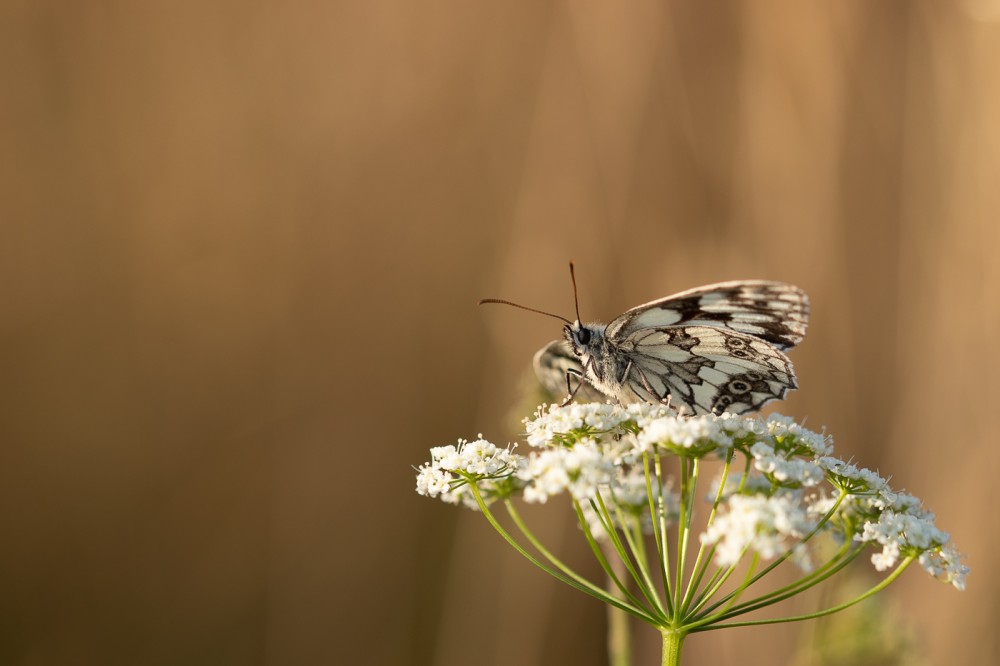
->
[564,321,603,357]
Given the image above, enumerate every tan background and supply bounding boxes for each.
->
[1,1,997,665]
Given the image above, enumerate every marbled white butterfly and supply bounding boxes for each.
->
[481,263,808,415]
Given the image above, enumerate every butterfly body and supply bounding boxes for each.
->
[538,280,809,415]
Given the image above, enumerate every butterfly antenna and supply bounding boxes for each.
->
[478,298,572,325]
[569,261,583,323]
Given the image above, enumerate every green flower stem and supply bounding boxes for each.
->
[693,543,854,624]
[672,458,697,614]
[591,493,649,594]
[576,498,667,623]
[573,499,660,620]
[743,490,848,583]
[582,498,640,596]
[652,452,676,611]
[690,556,916,631]
[736,452,752,492]
[660,628,686,666]
[685,542,755,621]
[504,499,608,598]
[695,490,849,619]
[470,484,656,622]
[645,453,673,614]
[724,540,860,614]
[607,569,633,666]
[685,564,724,615]
[680,450,734,614]
[706,547,865,623]
[716,553,760,617]
[629,519,650,574]
[614,508,668,620]
[687,549,760,628]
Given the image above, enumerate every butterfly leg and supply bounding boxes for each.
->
[560,357,596,406]
[560,369,585,407]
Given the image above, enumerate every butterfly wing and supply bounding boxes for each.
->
[533,340,607,403]
[605,281,808,351]
[620,326,797,415]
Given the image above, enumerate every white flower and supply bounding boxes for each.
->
[415,465,454,498]
[881,490,934,519]
[749,442,824,487]
[701,493,816,569]
[856,509,951,571]
[518,439,614,503]
[428,436,518,476]
[752,414,833,456]
[919,542,969,591]
[816,457,891,495]
[625,402,673,428]
[523,403,635,447]
[414,437,521,509]
[637,414,734,454]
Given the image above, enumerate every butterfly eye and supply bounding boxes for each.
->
[577,328,591,345]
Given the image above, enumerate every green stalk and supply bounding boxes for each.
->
[504,500,607,597]
[680,450,734,613]
[660,628,686,666]
[652,451,675,612]
[673,458,698,615]
[690,556,915,631]
[572,498,662,621]
[470,484,655,621]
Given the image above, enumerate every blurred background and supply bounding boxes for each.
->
[1,1,997,664]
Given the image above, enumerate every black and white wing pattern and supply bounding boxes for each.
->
[617,326,796,415]
[605,281,808,351]
[532,280,808,414]
[532,340,605,403]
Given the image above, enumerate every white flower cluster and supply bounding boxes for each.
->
[751,414,834,456]
[636,412,739,454]
[856,507,968,589]
[415,437,520,509]
[524,402,660,447]
[517,438,613,504]
[750,441,824,487]
[701,493,816,569]
[919,542,969,591]
[416,403,968,589]
[816,457,892,496]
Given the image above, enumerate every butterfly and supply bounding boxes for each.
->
[481,263,808,416]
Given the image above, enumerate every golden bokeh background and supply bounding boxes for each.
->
[2,2,997,665]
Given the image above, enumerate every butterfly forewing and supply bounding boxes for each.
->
[623,326,797,415]
[605,281,808,351]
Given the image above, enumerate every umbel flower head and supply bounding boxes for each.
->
[415,403,968,663]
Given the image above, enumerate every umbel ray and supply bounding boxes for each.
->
[480,263,808,416]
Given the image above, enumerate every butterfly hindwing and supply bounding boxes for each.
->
[533,340,606,403]
[605,281,808,351]
[621,326,797,415]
